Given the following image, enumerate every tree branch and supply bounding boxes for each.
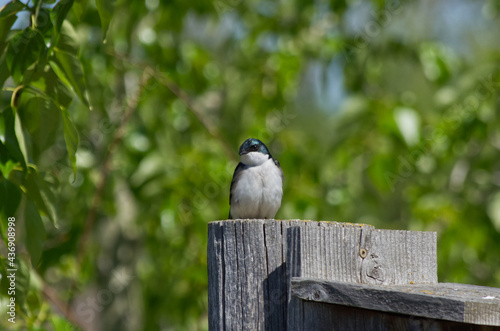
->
[77,68,153,264]
[42,282,90,331]
[107,49,237,161]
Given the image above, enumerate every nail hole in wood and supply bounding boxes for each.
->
[360,248,367,258]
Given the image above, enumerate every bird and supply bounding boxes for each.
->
[229,138,284,219]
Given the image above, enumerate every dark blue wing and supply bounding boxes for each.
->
[273,158,284,183]
[229,162,246,219]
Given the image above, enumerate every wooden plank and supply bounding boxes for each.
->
[301,301,495,331]
[291,278,500,326]
[282,222,437,285]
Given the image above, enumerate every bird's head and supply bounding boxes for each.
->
[238,138,271,166]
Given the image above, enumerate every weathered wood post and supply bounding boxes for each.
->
[208,219,305,330]
[207,220,500,330]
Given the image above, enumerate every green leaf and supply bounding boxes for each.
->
[50,0,74,33]
[50,315,78,331]
[0,51,10,88]
[23,77,73,111]
[37,174,59,227]
[0,159,17,178]
[0,1,24,55]
[0,257,29,313]
[24,166,58,226]
[2,107,27,169]
[47,69,74,108]
[35,8,54,36]
[51,71,74,108]
[0,177,21,215]
[72,0,89,20]
[56,21,79,55]
[51,48,92,109]
[25,199,46,266]
[61,108,78,176]
[6,29,46,83]
[21,96,61,155]
[14,105,30,165]
[95,0,116,41]
[0,0,25,19]
[12,256,30,314]
[0,178,22,243]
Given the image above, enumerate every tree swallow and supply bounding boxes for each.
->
[229,138,284,219]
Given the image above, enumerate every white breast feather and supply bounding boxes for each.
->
[230,158,283,219]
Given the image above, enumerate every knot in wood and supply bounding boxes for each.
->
[367,264,386,283]
[362,254,390,285]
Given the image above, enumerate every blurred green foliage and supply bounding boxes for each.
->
[0,0,500,329]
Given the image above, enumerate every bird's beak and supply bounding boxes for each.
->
[239,150,248,156]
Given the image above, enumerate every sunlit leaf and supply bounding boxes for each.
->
[14,106,29,166]
[0,159,17,178]
[2,107,27,169]
[51,48,91,109]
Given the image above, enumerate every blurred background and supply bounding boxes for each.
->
[0,0,500,329]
